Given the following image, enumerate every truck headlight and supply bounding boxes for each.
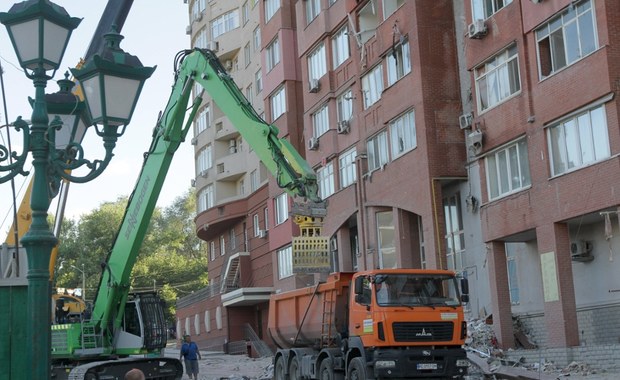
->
[456,359,470,367]
[375,360,396,368]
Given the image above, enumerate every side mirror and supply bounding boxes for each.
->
[354,276,364,295]
[460,278,470,303]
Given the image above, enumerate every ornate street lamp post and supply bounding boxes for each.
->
[0,1,154,378]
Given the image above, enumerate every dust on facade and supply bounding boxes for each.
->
[176,0,620,367]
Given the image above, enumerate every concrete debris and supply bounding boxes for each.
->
[466,318,598,378]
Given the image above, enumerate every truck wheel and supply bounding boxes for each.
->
[274,356,288,380]
[319,357,334,380]
[347,357,367,380]
[289,356,301,379]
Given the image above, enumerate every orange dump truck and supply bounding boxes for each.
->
[268,270,470,379]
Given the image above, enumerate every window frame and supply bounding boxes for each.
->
[485,138,531,201]
[339,147,357,189]
[270,86,286,121]
[367,130,389,171]
[318,161,335,198]
[277,245,293,279]
[332,25,350,69]
[266,37,280,72]
[547,102,610,177]
[386,39,411,86]
[471,0,513,21]
[535,0,598,79]
[265,0,280,22]
[311,104,329,137]
[389,109,416,159]
[275,192,289,225]
[362,64,384,109]
[475,44,521,113]
[308,43,327,82]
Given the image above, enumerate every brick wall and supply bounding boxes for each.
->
[510,303,620,370]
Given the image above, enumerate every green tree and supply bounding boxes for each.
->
[55,188,207,323]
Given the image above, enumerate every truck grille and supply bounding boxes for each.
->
[392,322,454,342]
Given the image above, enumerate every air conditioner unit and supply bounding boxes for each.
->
[571,240,594,262]
[195,12,203,22]
[468,19,487,39]
[185,25,192,35]
[258,229,268,238]
[190,136,198,145]
[308,136,319,150]
[225,60,233,71]
[199,170,209,178]
[309,79,320,93]
[190,179,196,187]
[207,41,219,52]
[467,130,484,155]
[337,120,350,134]
[459,113,473,130]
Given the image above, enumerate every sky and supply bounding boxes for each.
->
[0,1,194,236]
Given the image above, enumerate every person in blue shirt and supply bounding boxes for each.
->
[180,335,202,379]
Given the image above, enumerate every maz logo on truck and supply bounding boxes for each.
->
[416,328,433,338]
[124,176,151,240]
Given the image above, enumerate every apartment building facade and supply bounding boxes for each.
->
[464,0,620,349]
[177,0,620,353]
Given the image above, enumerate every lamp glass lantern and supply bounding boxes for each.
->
[71,28,156,129]
[31,73,90,149]
[0,0,81,72]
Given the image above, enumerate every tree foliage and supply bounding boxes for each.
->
[55,188,207,323]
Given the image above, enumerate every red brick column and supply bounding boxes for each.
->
[487,241,515,349]
[536,223,579,347]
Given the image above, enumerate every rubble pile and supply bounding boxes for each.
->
[466,318,598,378]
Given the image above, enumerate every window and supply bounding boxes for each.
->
[192,0,206,22]
[475,45,520,112]
[506,247,520,304]
[362,65,383,109]
[547,104,609,176]
[270,86,286,121]
[255,70,263,94]
[242,1,250,25]
[318,162,335,198]
[377,211,396,269]
[209,241,215,261]
[472,0,512,20]
[332,25,350,68]
[194,28,208,49]
[265,0,280,22]
[308,43,327,81]
[277,245,293,279]
[196,104,210,135]
[486,139,531,200]
[275,193,288,225]
[229,228,237,250]
[336,89,353,122]
[245,84,253,104]
[244,43,251,67]
[306,0,321,23]
[211,10,239,39]
[197,185,214,212]
[253,214,260,236]
[266,37,280,71]
[253,27,261,51]
[383,0,404,20]
[312,104,329,137]
[197,144,212,173]
[239,179,245,195]
[367,131,389,171]
[264,207,269,230]
[250,169,259,192]
[389,110,416,158]
[386,40,411,86]
[220,235,226,256]
[444,193,464,271]
[536,0,597,78]
[339,147,357,188]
